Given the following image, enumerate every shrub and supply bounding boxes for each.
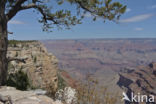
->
[15,52,18,57]
[7,70,30,91]
[33,56,37,63]
[76,74,118,104]
[58,73,66,90]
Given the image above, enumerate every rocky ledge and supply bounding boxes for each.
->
[0,86,62,104]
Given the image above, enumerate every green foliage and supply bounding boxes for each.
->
[7,70,30,91]
[8,62,13,70]
[5,0,126,32]
[15,52,18,57]
[33,56,37,63]
[9,40,37,46]
[58,73,66,90]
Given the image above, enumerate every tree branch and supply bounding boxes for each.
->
[6,0,27,21]
[7,57,28,63]
[21,3,59,24]
[8,31,13,35]
[21,3,47,22]
[0,0,7,9]
[76,1,94,14]
[6,1,60,24]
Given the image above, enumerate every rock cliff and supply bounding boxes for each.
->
[7,41,58,92]
[117,63,156,104]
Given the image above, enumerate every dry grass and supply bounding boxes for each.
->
[76,74,118,104]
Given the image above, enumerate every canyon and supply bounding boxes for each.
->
[1,39,155,104]
[42,38,156,104]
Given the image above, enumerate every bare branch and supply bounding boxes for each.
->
[46,14,59,24]
[7,57,28,63]
[8,31,13,35]
[6,1,50,23]
[21,3,36,9]
[6,0,27,21]
[76,1,94,14]
[21,3,59,24]
[21,3,47,22]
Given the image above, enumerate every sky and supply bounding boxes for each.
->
[8,0,156,40]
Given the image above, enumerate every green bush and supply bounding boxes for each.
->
[9,40,37,45]
[15,52,18,57]
[58,73,66,90]
[33,56,37,63]
[7,70,30,91]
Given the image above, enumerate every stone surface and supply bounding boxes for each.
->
[0,86,63,104]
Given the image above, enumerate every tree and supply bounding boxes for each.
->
[0,0,126,86]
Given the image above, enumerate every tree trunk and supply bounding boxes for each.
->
[0,3,8,86]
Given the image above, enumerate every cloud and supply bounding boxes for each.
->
[151,5,156,9]
[120,14,153,23]
[135,27,143,31]
[148,5,156,9]
[9,20,25,24]
[126,8,131,13]
[84,13,92,18]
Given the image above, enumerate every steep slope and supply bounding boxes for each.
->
[7,41,59,92]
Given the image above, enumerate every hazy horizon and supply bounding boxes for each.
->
[9,37,156,41]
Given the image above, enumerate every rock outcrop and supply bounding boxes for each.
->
[117,63,156,104]
[0,86,62,104]
[7,41,58,92]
